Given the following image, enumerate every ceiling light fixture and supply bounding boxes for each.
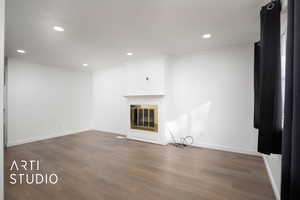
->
[83,63,88,67]
[53,26,64,32]
[127,52,133,56]
[17,49,26,54]
[202,33,212,39]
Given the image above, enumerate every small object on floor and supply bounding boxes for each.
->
[168,129,194,148]
[170,143,187,148]
[116,136,126,139]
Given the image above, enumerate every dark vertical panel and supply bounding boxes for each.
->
[281,0,300,199]
[149,109,154,127]
[144,109,149,127]
[133,108,138,126]
[138,109,143,126]
[291,0,300,196]
[254,42,262,129]
[281,0,294,199]
[257,1,282,154]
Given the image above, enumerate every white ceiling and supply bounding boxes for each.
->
[5,0,264,70]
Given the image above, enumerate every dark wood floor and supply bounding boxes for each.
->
[5,131,275,200]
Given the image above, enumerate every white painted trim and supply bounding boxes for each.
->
[263,156,281,200]
[0,0,4,198]
[96,130,259,155]
[123,94,165,98]
[127,135,167,145]
[7,129,91,147]
[94,129,166,145]
[192,142,261,156]
[94,129,126,136]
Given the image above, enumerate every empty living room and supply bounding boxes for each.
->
[0,0,300,199]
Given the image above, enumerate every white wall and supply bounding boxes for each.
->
[92,45,259,155]
[0,0,4,198]
[125,58,166,95]
[92,66,127,134]
[92,57,167,134]
[166,45,258,155]
[7,58,93,146]
[264,154,281,200]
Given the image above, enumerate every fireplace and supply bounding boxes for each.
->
[130,105,158,132]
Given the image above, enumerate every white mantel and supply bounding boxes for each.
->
[123,94,165,98]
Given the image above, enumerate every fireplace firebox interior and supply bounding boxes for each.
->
[130,105,158,132]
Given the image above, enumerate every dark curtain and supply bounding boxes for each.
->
[281,0,300,199]
[254,42,262,129]
[255,1,282,154]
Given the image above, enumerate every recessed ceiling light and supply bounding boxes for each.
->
[83,63,88,67]
[127,52,133,56]
[202,33,212,39]
[53,26,64,32]
[16,49,26,54]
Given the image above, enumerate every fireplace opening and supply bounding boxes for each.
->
[130,105,158,132]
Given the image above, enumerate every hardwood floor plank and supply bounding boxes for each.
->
[5,131,275,200]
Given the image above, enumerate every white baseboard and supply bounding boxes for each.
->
[93,129,126,136]
[95,129,259,155]
[7,129,91,147]
[94,129,167,145]
[191,142,261,156]
[127,135,167,146]
[263,155,281,200]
